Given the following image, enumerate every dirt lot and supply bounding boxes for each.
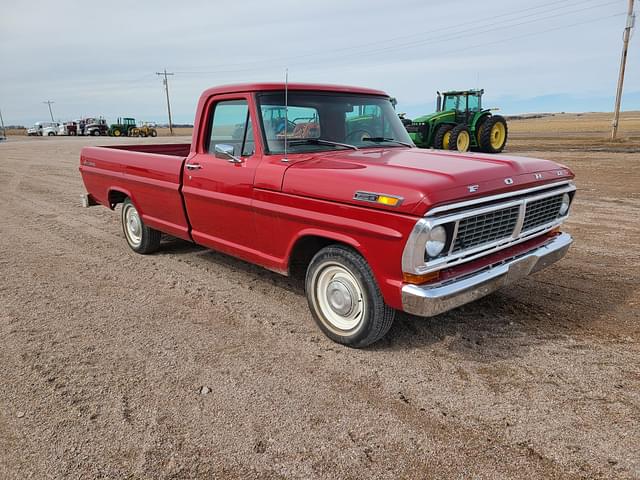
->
[1,115,639,479]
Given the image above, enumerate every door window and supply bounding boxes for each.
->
[208,99,255,157]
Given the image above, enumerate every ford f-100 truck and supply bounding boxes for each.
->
[80,83,575,347]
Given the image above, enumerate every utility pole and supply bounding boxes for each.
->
[611,0,635,140]
[156,69,174,135]
[43,100,55,122]
[0,108,6,140]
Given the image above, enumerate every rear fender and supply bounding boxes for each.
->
[107,187,137,212]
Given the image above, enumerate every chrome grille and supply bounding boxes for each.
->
[522,194,563,232]
[404,181,575,276]
[452,205,519,253]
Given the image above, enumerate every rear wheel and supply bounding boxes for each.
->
[121,198,161,254]
[479,115,508,153]
[305,245,395,348]
[433,124,454,149]
[449,124,471,152]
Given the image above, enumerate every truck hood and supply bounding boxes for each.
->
[281,148,574,216]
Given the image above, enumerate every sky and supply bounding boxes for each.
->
[1,0,638,126]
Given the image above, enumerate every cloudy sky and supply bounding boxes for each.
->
[1,0,638,126]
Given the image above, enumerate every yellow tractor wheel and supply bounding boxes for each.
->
[113,129,121,137]
[449,124,471,152]
[479,115,508,153]
[433,124,454,150]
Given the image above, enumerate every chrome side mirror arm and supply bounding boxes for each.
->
[214,144,243,163]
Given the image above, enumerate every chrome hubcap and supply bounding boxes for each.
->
[124,205,142,246]
[326,279,355,316]
[314,263,365,332]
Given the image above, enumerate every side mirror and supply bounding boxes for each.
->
[214,143,242,163]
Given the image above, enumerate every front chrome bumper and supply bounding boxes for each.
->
[401,232,572,317]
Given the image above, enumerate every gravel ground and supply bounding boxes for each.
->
[0,136,638,479]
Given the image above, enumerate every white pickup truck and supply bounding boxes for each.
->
[27,121,60,136]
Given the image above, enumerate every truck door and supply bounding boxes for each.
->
[182,94,260,256]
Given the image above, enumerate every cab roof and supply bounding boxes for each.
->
[200,82,389,98]
[442,89,484,96]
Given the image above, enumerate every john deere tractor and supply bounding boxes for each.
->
[404,89,508,153]
[108,117,137,137]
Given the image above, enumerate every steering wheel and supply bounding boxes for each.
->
[346,129,372,143]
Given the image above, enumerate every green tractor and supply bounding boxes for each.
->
[404,89,508,153]
[108,117,137,137]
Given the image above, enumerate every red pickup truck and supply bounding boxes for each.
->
[80,83,575,347]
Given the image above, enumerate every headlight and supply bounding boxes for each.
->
[559,193,571,216]
[426,225,447,258]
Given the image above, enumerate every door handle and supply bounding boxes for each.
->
[185,163,202,170]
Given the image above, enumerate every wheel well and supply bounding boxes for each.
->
[288,235,354,280]
[108,190,128,209]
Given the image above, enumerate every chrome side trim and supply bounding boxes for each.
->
[426,180,573,216]
[401,233,572,317]
[402,182,575,275]
[353,191,404,206]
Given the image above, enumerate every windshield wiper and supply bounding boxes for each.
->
[361,137,414,148]
[287,138,359,150]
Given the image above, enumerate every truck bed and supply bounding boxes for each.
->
[79,143,192,240]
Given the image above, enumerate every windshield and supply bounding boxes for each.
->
[256,91,413,154]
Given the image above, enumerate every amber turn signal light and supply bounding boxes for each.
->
[376,195,401,206]
[403,271,440,285]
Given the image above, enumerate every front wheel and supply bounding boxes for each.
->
[479,115,508,153]
[433,124,454,149]
[305,245,395,348]
[121,199,161,254]
[449,124,471,152]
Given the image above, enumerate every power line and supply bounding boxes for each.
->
[611,0,635,139]
[156,69,175,135]
[174,0,618,76]
[43,100,55,122]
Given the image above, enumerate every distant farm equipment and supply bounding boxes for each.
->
[27,121,60,136]
[403,89,508,153]
[129,122,158,137]
[79,117,108,136]
[108,117,137,137]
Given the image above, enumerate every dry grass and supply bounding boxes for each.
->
[5,112,639,152]
[507,111,640,152]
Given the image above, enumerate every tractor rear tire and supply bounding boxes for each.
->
[479,115,508,153]
[449,124,471,152]
[433,124,454,150]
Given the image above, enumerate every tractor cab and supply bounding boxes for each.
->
[119,118,136,128]
[438,89,484,123]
